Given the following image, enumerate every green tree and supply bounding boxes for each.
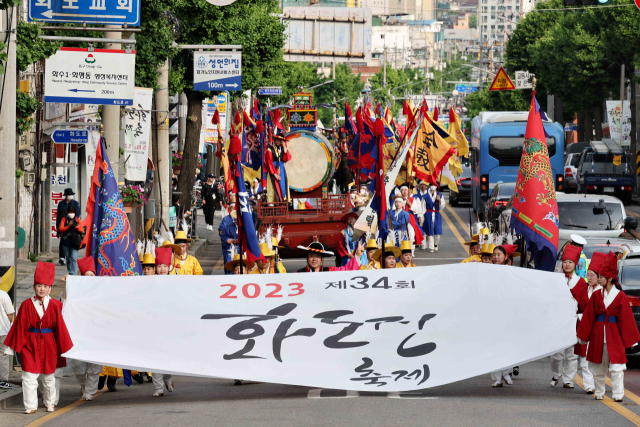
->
[465,89,529,119]
[468,13,477,29]
[313,63,364,126]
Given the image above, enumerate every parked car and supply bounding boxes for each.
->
[564,176,578,194]
[497,194,515,235]
[556,193,628,247]
[617,257,640,354]
[564,152,580,181]
[483,181,516,227]
[449,163,471,207]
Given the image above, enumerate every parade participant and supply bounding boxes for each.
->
[337,212,359,267]
[373,243,401,269]
[201,174,217,231]
[265,134,291,203]
[577,252,640,402]
[250,178,263,200]
[174,222,203,275]
[569,234,589,279]
[56,188,80,266]
[151,247,175,396]
[480,244,495,264]
[225,250,248,275]
[250,233,287,274]
[220,211,239,275]
[139,241,156,276]
[461,234,482,263]
[296,241,365,272]
[359,238,381,270]
[424,185,444,252]
[548,244,586,389]
[390,195,416,247]
[397,240,417,268]
[573,252,605,395]
[492,245,519,266]
[0,286,14,391]
[3,262,73,414]
[59,204,84,276]
[68,256,103,401]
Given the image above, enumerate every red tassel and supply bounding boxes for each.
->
[403,100,410,116]
[433,106,439,122]
[211,110,219,125]
[373,119,385,137]
[255,120,264,135]
[229,135,242,155]
[449,107,456,123]
[345,101,352,117]
[356,107,364,133]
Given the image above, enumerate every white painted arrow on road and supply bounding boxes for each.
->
[41,10,126,19]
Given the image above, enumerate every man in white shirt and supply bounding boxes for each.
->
[0,289,15,389]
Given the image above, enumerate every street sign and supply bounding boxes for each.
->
[455,84,478,94]
[455,106,463,115]
[51,130,89,144]
[258,87,282,96]
[193,51,242,91]
[44,48,135,105]
[515,71,534,89]
[28,0,141,26]
[489,67,515,91]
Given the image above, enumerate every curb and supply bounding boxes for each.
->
[191,238,210,259]
[0,385,23,410]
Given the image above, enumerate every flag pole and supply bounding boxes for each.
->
[390,102,422,166]
[234,159,243,274]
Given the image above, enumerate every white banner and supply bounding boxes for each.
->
[63,265,575,391]
[606,100,631,147]
[123,88,153,182]
[44,48,135,106]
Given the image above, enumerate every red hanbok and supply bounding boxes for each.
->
[572,283,597,357]
[4,297,73,375]
[577,288,640,365]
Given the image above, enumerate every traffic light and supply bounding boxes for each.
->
[564,0,609,5]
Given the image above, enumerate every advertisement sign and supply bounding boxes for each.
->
[29,0,141,25]
[45,47,136,105]
[123,88,153,181]
[64,264,576,392]
[193,52,242,91]
[606,100,631,147]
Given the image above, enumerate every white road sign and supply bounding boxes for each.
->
[193,51,242,91]
[515,71,534,90]
[44,48,135,105]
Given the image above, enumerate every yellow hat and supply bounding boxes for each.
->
[365,239,379,250]
[464,234,479,246]
[174,230,193,243]
[225,253,247,271]
[141,253,156,266]
[161,240,181,254]
[481,243,496,255]
[373,245,401,262]
[400,241,412,252]
[272,237,284,249]
[259,242,276,258]
[480,228,490,236]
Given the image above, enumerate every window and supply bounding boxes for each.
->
[558,202,624,232]
[579,153,630,174]
[489,136,557,166]
[491,5,495,9]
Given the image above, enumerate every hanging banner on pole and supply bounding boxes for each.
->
[123,88,153,181]
[63,264,576,392]
[44,48,136,105]
[193,51,242,91]
[489,67,515,91]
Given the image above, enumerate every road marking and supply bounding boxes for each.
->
[307,389,359,399]
[25,390,106,427]
[441,209,468,253]
[213,257,224,271]
[575,375,640,426]
[387,392,439,399]
[445,203,471,237]
[605,376,640,406]
[627,210,640,218]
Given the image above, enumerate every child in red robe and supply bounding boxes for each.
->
[577,252,640,401]
[2,262,73,414]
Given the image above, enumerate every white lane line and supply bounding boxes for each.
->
[387,392,439,399]
[307,389,360,399]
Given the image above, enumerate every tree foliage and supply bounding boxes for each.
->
[468,13,477,29]
[314,64,364,125]
[16,22,63,72]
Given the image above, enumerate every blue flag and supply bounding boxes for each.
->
[83,137,142,277]
[235,163,266,265]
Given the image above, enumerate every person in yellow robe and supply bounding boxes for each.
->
[360,238,381,270]
[396,240,417,268]
[249,240,287,274]
[461,234,482,263]
[173,230,203,275]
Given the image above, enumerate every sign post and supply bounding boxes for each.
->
[454,84,478,94]
[258,87,282,96]
[51,129,89,144]
[489,67,515,91]
[193,51,242,91]
[44,47,135,105]
[28,0,141,25]
[515,71,534,90]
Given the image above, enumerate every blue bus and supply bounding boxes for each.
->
[470,111,565,215]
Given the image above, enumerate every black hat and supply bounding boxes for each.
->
[297,241,334,257]
[207,173,215,179]
[63,188,75,196]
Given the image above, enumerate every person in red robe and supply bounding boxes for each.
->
[3,262,73,414]
[265,135,292,203]
[337,212,359,267]
[577,252,640,401]
[573,252,605,395]
[549,244,586,389]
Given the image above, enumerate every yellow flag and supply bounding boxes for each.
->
[413,117,456,185]
[449,109,469,158]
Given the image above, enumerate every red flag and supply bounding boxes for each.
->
[433,106,439,122]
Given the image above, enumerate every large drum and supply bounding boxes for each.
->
[284,130,334,193]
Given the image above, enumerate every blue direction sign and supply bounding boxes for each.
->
[455,84,478,94]
[52,130,89,144]
[258,87,282,96]
[29,0,141,26]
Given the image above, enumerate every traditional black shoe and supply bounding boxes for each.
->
[234,379,242,386]
[132,373,144,384]
[107,376,117,392]
[513,366,520,376]
[107,384,118,392]
[98,376,106,390]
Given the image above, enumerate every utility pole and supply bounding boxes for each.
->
[178,92,187,153]
[383,43,387,88]
[155,59,171,230]
[103,26,122,182]
[0,6,16,302]
[620,64,626,101]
